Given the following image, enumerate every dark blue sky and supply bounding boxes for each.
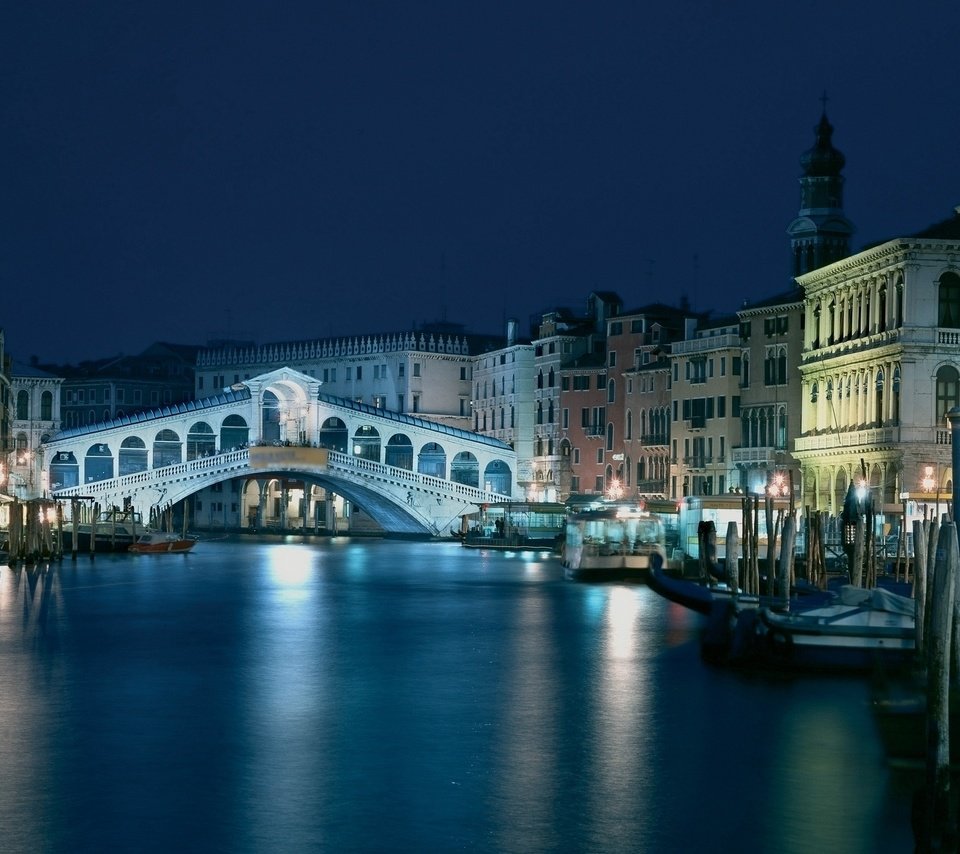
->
[3,2,959,364]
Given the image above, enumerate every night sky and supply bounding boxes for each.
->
[3,2,959,365]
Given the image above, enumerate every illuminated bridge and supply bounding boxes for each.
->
[43,368,516,536]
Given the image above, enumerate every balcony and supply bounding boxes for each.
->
[794,426,899,453]
[731,446,777,465]
[640,434,669,446]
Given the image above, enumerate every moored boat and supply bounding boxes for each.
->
[61,508,152,553]
[129,532,197,554]
[649,554,915,671]
[562,503,665,581]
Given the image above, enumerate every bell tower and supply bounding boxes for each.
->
[786,96,855,276]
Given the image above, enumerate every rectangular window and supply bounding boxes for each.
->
[720,357,726,376]
[562,376,570,390]
[562,408,569,429]
[330,368,337,382]
[595,476,604,492]
[460,367,467,380]
[581,408,589,428]
[134,390,142,403]
[732,396,741,417]
[413,363,421,377]
[573,448,580,464]
[570,476,580,492]
[597,373,606,390]
[356,366,362,380]
[412,394,420,413]
[608,351,617,367]
[609,321,622,335]
[398,364,404,378]
[117,388,125,403]
[717,396,726,417]
[346,367,353,381]
[597,448,604,464]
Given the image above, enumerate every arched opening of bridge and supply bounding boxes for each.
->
[85,443,114,484]
[262,391,281,444]
[220,414,249,451]
[50,451,79,491]
[352,425,381,462]
[187,421,216,459]
[418,442,446,479]
[483,459,512,495]
[385,433,413,469]
[154,429,182,467]
[119,436,148,475]
[319,417,347,452]
[451,451,479,488]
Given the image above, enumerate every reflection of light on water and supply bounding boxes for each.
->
[582,586,653,847]
[267,546,315,598]
[493,591,564,852]
[765,695,887,853]
[605,586,638,660]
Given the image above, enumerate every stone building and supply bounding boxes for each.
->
[794,205,960,513]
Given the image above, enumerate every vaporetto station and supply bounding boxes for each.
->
[42,368,517,536]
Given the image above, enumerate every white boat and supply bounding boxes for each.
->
[61,508,153,553]
[753,585,915,670]
[562,503,665,581]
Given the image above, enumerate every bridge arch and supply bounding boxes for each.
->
[154,429,182,467]
[352,424,381,462]
[385,433,413,469]
[119,436,148,475]
[187,421,216,459]
[319,417,348,452]
[451,451,479,488]
[418,442,446,478]
[51,451,79,491]
[220,414,249,451]
[85,443,114,484]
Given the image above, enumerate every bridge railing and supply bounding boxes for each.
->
[53,449,252,500]
[326,451,511,503]
[52,446,511,506]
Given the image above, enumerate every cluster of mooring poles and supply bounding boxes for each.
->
[4,498,64,565]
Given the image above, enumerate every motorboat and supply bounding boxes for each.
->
[128,532,197,554]
[61,508,151,553]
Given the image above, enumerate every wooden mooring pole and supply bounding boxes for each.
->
[920,520,958,850]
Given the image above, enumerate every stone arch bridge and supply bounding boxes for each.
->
[43,367,516,536]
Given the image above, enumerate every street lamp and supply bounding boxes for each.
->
[606,478,623,501]
[921,464,940,520]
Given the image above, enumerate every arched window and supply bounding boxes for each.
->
[606,422,614,451]
[16,390,29,420]
[938,272,960,328]
[607,379,615,404]
[625,410,633,440]
[40,391,53,420]
[936,365,960,423]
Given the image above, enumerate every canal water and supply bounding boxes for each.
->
[0,537,915,853]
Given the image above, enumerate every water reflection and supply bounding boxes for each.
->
[492,588,562,852]
[583,586,652,850]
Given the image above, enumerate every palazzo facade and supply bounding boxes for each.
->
[794,208,960,513]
